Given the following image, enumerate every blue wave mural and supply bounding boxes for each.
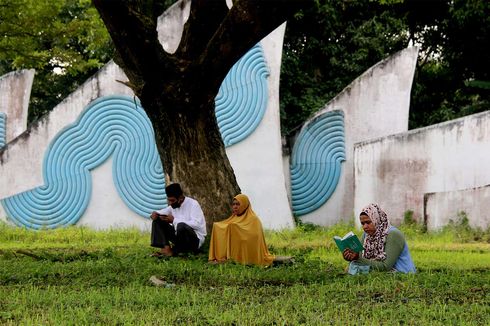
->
[290,110,346,216]
[215,44,269,146]
[0,112,6,148]
[2,96,166,229]
[1,43,270,229]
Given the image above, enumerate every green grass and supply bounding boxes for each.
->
[0,222,489,325]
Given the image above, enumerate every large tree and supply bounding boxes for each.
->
[92,0,312,229]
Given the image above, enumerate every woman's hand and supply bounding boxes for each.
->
[342,248,359,261]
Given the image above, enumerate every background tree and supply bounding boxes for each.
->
[0,0,113,122]
[280,0,490,137]
[280,0,408,136]
[406,0,490,128]
[91,0,312,228]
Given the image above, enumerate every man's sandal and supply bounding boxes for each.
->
[150,252,164,257]
[150,251,174,258]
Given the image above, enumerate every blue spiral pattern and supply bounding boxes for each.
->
[0,112,5,148]
[1,44,270,229]
[290,110,346,216]
[1,96,166,229]
[215,44,269,146]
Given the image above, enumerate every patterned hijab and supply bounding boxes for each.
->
[361,203,391,260]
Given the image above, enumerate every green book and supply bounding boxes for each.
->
[333,231,364,253]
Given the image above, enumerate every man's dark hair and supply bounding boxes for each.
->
[165,183,183,198]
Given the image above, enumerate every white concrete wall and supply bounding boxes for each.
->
[0,62,131,199]
[77,156,151,231]
[157,0,190,54]
[424,185,490,230]
[0,69,34,143]
[0,1,293,230]
[354,110,490,226]
[227,24,294,229]
[0,61,136,227]
[296,47,419,226]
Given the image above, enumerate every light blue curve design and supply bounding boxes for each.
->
[290,110,346,216]
[1,96,166,229]
[1,44,269,229]
[0,112,6,148]
[215,43,269,146]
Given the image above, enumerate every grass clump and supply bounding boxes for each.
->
[0,221,488,325]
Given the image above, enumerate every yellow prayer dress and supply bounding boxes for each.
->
[208,194,275,266]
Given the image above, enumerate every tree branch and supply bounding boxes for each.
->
[92,0,177,96]
[175,0,229,60]
[92,0,312,107]
[195,0,314,98]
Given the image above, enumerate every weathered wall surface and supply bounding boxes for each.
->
[0,1,293,230]
[0,63,131,199]
[0,63,137,229]
[424,185,490,230]
[292,47,419,226]
[354,110,490,226]
[227,24,294,229]
[0,69,34,144]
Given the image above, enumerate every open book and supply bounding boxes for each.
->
[333,231,364,253]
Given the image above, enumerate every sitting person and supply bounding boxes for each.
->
[150,183,207,257]
[343,203,416,274]
[208,194,275,266]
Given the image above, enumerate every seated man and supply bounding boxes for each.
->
[150,183,207,257]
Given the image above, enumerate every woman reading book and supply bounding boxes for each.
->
[208,194,275,266]
[342,203,416,274]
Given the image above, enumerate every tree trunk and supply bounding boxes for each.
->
[91,0,312,229]
[144,93,240,231]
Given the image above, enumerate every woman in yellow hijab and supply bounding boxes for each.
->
[208,194,275,266]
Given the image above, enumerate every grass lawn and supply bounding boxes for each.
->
[0,221,489,325]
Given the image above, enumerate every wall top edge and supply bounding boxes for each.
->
[312,46,419,117]
[353,108,490,148]
[0,60,124,152]
[290,47,419,142]
[0,69,35,82]
[424,183,490,198]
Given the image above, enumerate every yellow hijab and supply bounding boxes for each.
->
[232,193,253,217]
[208,194,274,266]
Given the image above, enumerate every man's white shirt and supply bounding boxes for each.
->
[156,197,207,247]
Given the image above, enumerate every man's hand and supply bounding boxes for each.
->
[162,213,174,223]
[150,211,159,221]
[342,248,359,261]
[150,211,174,223]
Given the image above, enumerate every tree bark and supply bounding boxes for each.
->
[92,0,312,228]
[145,94,240,231]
